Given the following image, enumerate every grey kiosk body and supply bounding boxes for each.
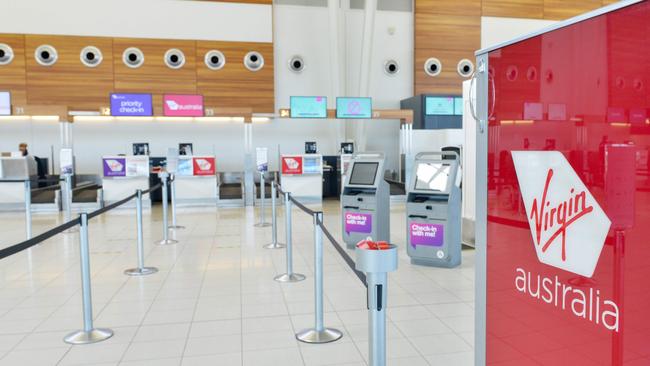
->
[341,153,390,249]
[406,152,461,267]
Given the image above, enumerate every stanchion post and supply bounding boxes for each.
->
[64,213,114,344]
[156,172,178,245]
[296,212,342,343]
[168,174,184,230]
[264,181,285,249]
[63,174,78,233]
[24,179,32,240]
[255,172,271,227]
[274,191,305,282]
[125,189,158,276]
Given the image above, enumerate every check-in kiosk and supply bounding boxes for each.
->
[406,152,461,267]
[341,153,390,249]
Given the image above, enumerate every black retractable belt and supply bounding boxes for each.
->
[317,218,368,288]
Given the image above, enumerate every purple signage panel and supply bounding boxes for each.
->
[103,158,126,177]
[409,222,444,247]
[344,212,372,234]
[110,93,153,116]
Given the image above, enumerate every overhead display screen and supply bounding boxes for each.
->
[454,97,463,116]
[349,162,379,186]
[336,97,372,119]
[110,93,153,116]
[425,96,455,116]
[290,96,327,118]
[0,91,10,116]
[415,162,450,191]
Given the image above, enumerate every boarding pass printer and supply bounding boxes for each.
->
[341,153,390,249]
[406,151,461,267]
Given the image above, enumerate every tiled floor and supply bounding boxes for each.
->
[0,200,475,365]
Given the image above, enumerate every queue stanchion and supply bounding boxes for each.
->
[274,191,305,282]
[64,174,78,233]
[255,172,271,227]
[24,179,32,240]
[296,211,342,344]
[264,181,285,249]
[156,172,178,245]
[168,174,184,230]
[64,213,114,344]
[355,239,398,366]
[125,189,158,276]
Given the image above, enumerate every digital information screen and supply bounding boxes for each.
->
[336,97,372,119]
[290,96,327,118]
[425,96,455,116]
[349,162,379,186]
[0,91,10,116]
[415,163,450,191]
[454,97,463,116]
[110,93,153,116]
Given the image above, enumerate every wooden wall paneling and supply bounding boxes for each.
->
[25,35,113,110]
[481,0,544,19]
[543,0,605,20]
[113,38,197,115]
[0,34,27,106]
[415,0,482,17]
[415,49,476,95]
[196,41,274,113]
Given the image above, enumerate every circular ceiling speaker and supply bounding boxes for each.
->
[122,47,144,68]
[457,59,474,78]
[204,50,225,70]
[384,59,399,75]
[289,55,304,73]
[424,57,441,77]
[0,44,14,65]
[80,46,103,68]
[35,45,58,66]
[164,48,185,69]
[244,51,264,72]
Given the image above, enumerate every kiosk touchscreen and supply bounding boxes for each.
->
[341,153,390,249]
[406,152,461,267]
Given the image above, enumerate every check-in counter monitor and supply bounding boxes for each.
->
[341,154,390,249]
[406,152,461,267]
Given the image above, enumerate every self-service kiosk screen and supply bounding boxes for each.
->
[415,163,450,191]
[349,162,379,185]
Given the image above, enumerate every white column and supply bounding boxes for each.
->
[356,0,377,152]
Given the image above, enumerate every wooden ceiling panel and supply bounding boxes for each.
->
[415,13,481,52]
[0,34,27,106]
[415,0,482,16]
[25,35,113,110]
[482,0,544,19]
[196,41,274,113]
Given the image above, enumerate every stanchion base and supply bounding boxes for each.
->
[274,273,306,283]
[168,225,185,230]
[63,328,114,345]
[156,239,178,245]
[295,328,343,344]
[124,267,159,276]
[263,242,286,249]
[254,222,272,228]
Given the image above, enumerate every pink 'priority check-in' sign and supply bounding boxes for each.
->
[163,94,204,117]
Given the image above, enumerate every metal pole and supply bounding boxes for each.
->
[274,191,305,282]
[264,181,285,249]
[168,174,184,230]
[157,173,178,245]
[368,272,387,366]
[296,212,342,343]
[255,172,271,227]
[24,180,32,240]
[63,213,113,344]
[125,190,158,276]
[64,174,78,233]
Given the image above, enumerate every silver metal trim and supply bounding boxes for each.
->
[476,0,643,55]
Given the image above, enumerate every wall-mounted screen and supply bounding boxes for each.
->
[110,93,153,116]
[349,162,379,186]
[425,96,454,116]
[336,97,372,119]
[454,97,463,116]
[163,94,204,117]
[290,96,327,118]
[0,91,10,116]
[414,162,450,192]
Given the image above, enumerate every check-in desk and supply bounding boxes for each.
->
[280,154,323,203]
[172,156,218,206]
[0,157,37,210]
[101,156,151,208]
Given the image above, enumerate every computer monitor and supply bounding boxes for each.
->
[349,162,379,186]
[425,96,454,116]
[336,97,372,119]
[414,162,450,192]
[290,96,327,118]
[305,141,317,154]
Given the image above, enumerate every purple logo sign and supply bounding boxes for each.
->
[110,93,153,116]
[345,212,372,234]
[410,222,444,248]
[103,158,126,177]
